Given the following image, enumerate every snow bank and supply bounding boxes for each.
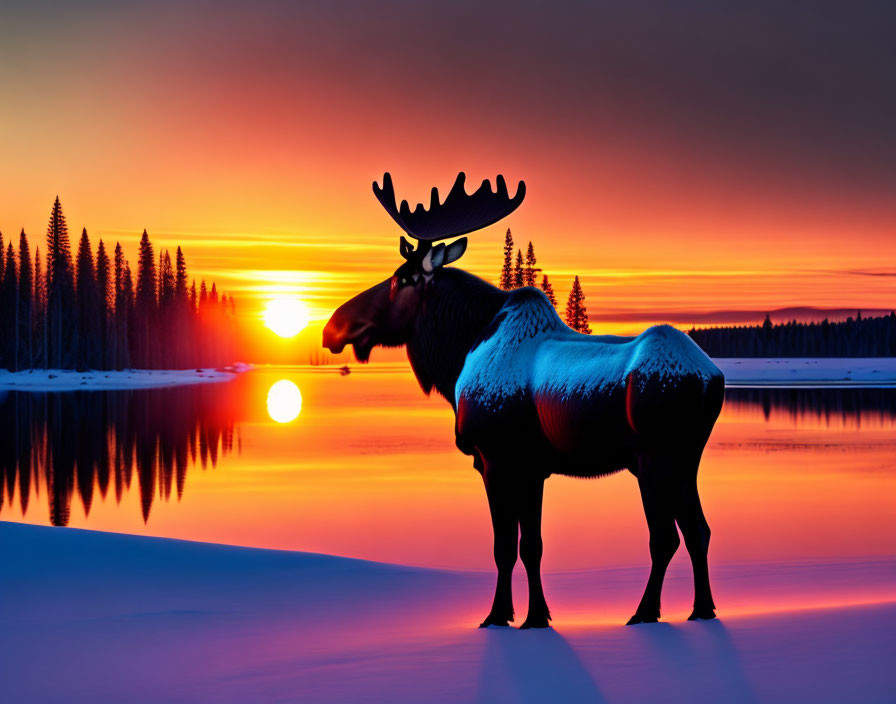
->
[716,357,896,388]
[0,368,237,391]
[2,522,893,703]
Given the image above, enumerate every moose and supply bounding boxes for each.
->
[323,173,725,628]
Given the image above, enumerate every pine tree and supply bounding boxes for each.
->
[123,260,136,368]
[46,197,75,368]
[174,247,189,368]
[513,249,524,288]
[158,250,174,307]
[565,275,592,334]
[96,239,111,369]
[135,230,157,367]
[174,247,188,302]
[523,242,540,286]
[33,246,46,368]
[1,243,18,370]
[157,249,174,367]
[112,243,130,369]
[189,279,198,367]
[76,228,99,370]
[540,274,557,307]
[18,230,33,369]
[500,228,514,289]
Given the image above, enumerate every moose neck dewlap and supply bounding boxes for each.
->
[406,268,508,407]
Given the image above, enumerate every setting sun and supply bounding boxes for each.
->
[263,298,310,338]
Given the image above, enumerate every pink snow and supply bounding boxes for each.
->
[2,522,893,703]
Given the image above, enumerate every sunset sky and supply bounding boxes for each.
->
[1,0,894,358]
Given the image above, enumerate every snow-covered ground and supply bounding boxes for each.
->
[0,368,237,391]
[716,357,896,387]
[2,522,893,703]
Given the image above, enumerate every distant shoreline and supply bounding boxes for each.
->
[0,367,244,392]
[3,359,896,392]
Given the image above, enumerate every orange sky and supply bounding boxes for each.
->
[1,1,894,359]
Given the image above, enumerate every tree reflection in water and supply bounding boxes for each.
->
[0,384,239,526]
[724,387,896,427]
[2,382,894,528]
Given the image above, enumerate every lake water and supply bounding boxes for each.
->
[2,365,895,571]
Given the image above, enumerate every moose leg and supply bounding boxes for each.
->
[627,460,680,625]
[479,470,518,628]
[519,477,551,629]
[675,476,716,620]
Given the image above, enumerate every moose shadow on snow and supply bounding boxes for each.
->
[476,628,606,703]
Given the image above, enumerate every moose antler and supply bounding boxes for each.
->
[373,172,526,242]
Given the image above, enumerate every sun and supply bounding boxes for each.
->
[267,380,303,423]
[263,297,309,338]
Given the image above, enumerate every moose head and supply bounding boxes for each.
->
[323,172,525,363]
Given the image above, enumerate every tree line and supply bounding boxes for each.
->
[499,229,592,333]
[687,312,896,357]
[0,197,237,372]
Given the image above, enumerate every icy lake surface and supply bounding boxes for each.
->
[1,364,895,570]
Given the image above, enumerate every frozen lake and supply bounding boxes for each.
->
[2,364,894,572]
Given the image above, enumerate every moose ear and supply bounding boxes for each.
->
[421,243,446,273]
[399,236,414,260]
[442,237,467,266]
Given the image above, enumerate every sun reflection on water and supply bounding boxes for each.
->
[266,379,302,423]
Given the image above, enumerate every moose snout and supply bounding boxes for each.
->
[322,314,348,354]
[323,310,374,354]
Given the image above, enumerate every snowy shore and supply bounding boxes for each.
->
[716,358,896,388]
[2,522,893,703]
[0,367,239,391]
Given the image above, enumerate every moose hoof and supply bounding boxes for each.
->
[687,607,717,621]
[519,616,551,630]
[479,613,513,628]
[626,612,659,626]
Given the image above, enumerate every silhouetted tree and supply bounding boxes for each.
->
[174,247,190,367]
[540,274,557,307]
[523,242,540,286]
[18,230,33,369]
[46,197,75,369]
[157,249,174,367]
[565,275,592,334]
[96,239,111,369]
[123,261,136,368]
[75,228,99,370]
[112,243,130,370]
[513,249,524,288]
[500,228,514,290]
[33,246,46,368]
[1,243,17,370]
[135,230,156,368]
